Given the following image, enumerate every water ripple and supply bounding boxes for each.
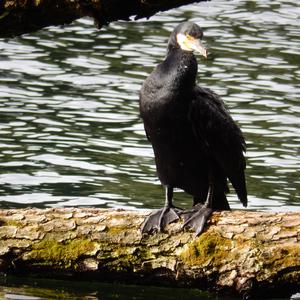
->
[0,0,299,210]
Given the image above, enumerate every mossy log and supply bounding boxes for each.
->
[0,0,209,38]
[0,208,299,299]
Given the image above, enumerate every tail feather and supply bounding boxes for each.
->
[229,169,248,207]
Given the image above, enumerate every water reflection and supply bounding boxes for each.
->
[0,275,298,300]
[0,0,299,211]
[0,276,219,300]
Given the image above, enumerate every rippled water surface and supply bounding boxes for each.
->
[0,1,300,210]
[0,0,300,299]
[1,1,299,212]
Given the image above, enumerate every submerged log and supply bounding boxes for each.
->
[0,0,209,38]
[0,208,299,299]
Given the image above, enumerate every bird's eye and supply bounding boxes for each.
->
[186,34,196,42]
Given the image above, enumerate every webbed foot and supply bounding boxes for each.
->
[141,206,181,233]
[182,203,204,221]
[182,204,213,236]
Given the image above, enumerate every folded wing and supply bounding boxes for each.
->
[189,86,248,207]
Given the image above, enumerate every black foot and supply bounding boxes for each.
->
[141,206,181,233]
[182,204,213,236]
[182,203,204,221]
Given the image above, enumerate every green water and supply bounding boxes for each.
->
[0,276,218,300]
[1,276,297,300]
[0,0,299,299]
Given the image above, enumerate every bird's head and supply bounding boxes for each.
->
[168,22,207,58]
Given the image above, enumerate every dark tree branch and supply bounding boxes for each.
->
[0,0,209,38]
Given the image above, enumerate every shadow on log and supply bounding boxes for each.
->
[0,0,209,38]
[0,208,299,299]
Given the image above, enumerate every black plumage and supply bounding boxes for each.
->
[139,22,247,235]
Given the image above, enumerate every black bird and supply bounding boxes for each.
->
[139,22,247,235]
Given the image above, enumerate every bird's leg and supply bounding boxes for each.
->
[141,186,182,234]
[183,185,213,236]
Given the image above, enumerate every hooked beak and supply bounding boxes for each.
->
[188,38,208,58]
[176,33,208,58]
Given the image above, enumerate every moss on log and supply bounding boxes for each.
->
[0,208,299,299]
[0,0,209,38]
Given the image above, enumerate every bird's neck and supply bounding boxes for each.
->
[163,48,198,93]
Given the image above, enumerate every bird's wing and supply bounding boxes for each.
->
[189,86,247,206]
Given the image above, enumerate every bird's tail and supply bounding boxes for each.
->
[230,170,248,207]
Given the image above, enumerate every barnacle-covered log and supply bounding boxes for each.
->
[0,0,209,38]
[0,208,299,299]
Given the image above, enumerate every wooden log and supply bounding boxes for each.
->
[0,0,209,38]
[0,208,299,299]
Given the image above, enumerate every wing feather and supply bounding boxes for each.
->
[189,86,248,206]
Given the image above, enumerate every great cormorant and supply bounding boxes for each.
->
[139,22,247,235]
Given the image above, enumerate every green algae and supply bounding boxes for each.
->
[106,225,126,235]
[26,233,152,272]
[27,238,97,268]
[258,244,300,281]
[180,231,232,266]
[105,246,153,273]
[0,218,23,228]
